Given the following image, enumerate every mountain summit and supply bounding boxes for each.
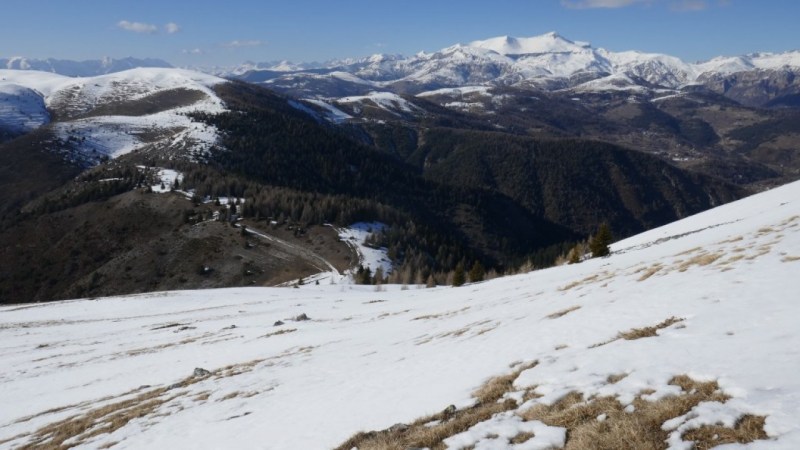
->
[467,32,592,55]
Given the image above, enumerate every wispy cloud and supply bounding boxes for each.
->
[671,0,708,11]
[182,48,204,55]
[561,0,650,8]
[117,20,158,34]
[165,22,180,34]
[221,40,265,48]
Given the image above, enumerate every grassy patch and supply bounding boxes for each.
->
[16,386,178,449]
[510,431,535,444]
[258,328,297,339]
[677,252,724,272]
[334,362,536,450]
[591,317,684,348]
[546,305,581,319]
[637,264,663,281]
[519,375,763,450]
[412,307,470,321]
[683,415,767,449]
[619,317,684,341]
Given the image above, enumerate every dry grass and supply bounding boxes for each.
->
[559,274,599,291]
[619,317,684,341]
[217,390,261,402]
[677,252,724,272]
[637,264,663,281]
[607,373,628,384]
[412,307,470,321]
[334,362,536,450]
[674,246,702,257]
[782,255,800,262]
[546,305,581,319]
[125,335,205,357]
[215,358,266,379]
[592,317,684,348]
[193,391,211,402]
[518,375,764,450]
[17,387,177,449]
[510,431,535,444]
[683,415,767,449]
[258,328,297,339]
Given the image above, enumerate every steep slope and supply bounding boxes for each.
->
[1,179,798,449]
[411,128,744,237]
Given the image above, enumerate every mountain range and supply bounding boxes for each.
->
[230,32,800,107]
[2,33,800,303]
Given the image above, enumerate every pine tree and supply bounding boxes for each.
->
[468,261,485,283]
[452,263,465,287]
[590,223,613,258]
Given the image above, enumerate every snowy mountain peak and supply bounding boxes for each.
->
[468,32,592,55]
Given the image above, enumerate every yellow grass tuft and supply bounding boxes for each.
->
[619,317,684,341]
[546,305,581,319]
[683,415,768,450]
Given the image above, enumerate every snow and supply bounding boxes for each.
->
[416,86,491,97]
[571,73,649,93]
[337,91,421,114]
[443,413,565,450]
[336,222,393,276]
[2,180,800,448]
[0,83,49,133]
[146,168,184,193]
[468,33,591,55]
[303,99,353,123]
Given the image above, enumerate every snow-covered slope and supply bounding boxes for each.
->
[0,83,49,133]
[2,178,800,448]
[0,68,227,161]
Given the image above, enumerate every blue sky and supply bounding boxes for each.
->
[2,0,798,66]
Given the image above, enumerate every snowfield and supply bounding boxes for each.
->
[2,181,800,449]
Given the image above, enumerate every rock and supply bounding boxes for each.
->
[387,423,409,433]
[222,325,236,330]
[274,320,285,326]
[193,367,211,377]
[167,382,183,390]
[295,313,310,321]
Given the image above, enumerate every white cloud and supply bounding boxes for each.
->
[221,40,265,48]
[117,20,158,34]
[182,48,204,55]
[165,22,180,34]
[561,0,649,8]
